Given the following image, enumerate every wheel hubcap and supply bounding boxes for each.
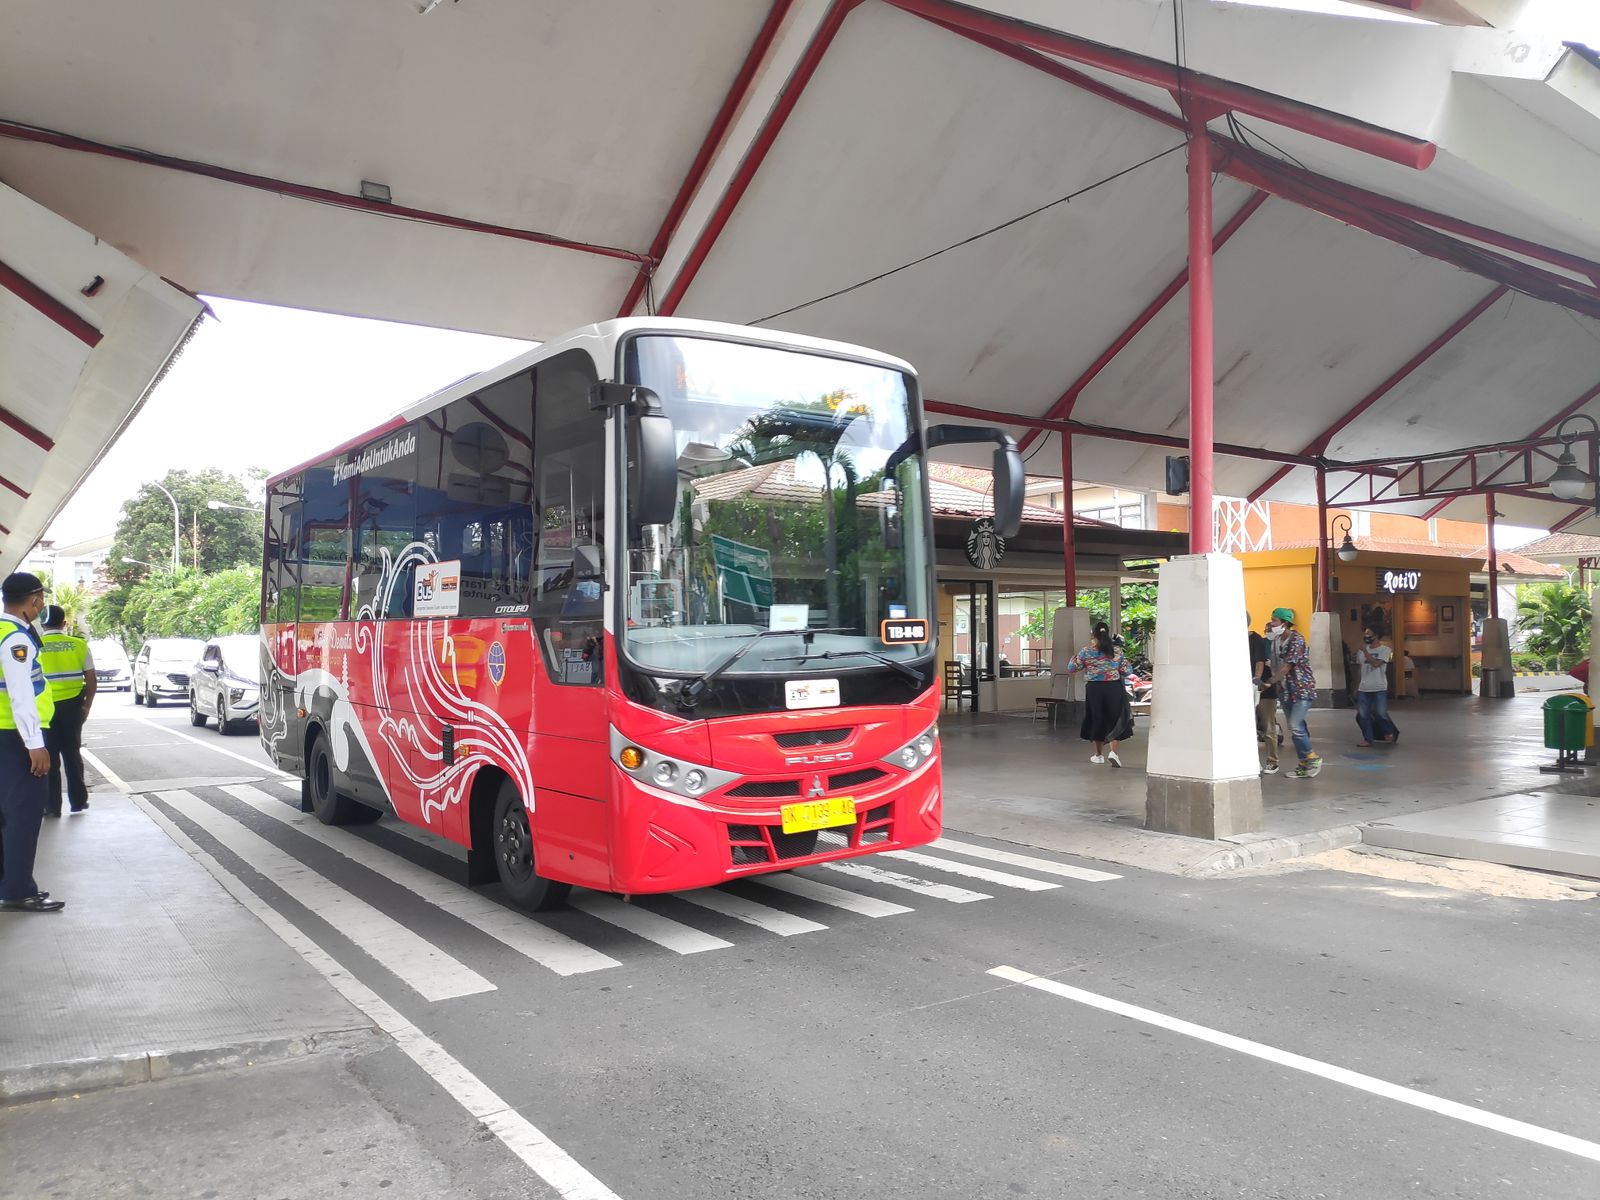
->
[498,808,532,881]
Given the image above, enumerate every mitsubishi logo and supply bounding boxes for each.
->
[808,774,826,798]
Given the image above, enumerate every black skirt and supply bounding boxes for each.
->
[1080,678,1128,742]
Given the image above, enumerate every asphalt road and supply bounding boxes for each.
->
[26,699,1600,1199]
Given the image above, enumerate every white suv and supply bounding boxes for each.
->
[189,635,261,734]
[133,637,206,706]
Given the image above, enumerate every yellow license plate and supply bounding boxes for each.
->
[780,796,856,835]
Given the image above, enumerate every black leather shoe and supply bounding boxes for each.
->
[69,802,88,812]
[0,895,65,913]
[44,809,61,819]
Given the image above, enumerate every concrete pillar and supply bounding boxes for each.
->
[1051,605,1095,709]
[1310,611,1349,709]
[1588,587,1600,762]
[1109,579,1123,640]
[1478,617,1514,698]
[1145,553,1263,839]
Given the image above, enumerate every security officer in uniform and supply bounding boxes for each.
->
[40,604,95,816]
[0,572,64,912]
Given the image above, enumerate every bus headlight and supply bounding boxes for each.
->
[900,747,919,768]
[884,724,940,772]
[683,769,707,794]
[916,733,936,757]
[609,728,737,799]
[653,761,679,786]
[619,746,645,770]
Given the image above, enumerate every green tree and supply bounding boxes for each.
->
[108,469,263,584]
[1515,582,1591,669]
[86,566,259,649]
[1015,583,1158,659]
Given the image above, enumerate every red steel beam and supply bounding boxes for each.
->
[1185,97,1224,556]
[656,0,861,316]
[617,0,795,317]
[0,119,648,267]
[0,258,100,356]
[1247,286,1508,501]
[1554,506,1594,534]
[1017,189,1269,454]
[0,474,28,499]
[882,0,1437,169]
[924,398,1317,466]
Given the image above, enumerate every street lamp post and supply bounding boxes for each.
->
[148,481,181,571]
[206,500,265,514]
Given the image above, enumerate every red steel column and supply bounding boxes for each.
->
[1061,433,1076,600]
[1185,106,1221,555]
[1486,492,1500,621]
[1316,467,1331,611]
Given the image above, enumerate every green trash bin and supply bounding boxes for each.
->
[1542,693,1593,753]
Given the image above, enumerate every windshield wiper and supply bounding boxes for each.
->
[676,627,847,711]
[768,648,923,689]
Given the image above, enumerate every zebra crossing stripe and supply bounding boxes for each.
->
[159,790,495,1002]
[751,871,913,918]
[818,860,990,903]
[930,837,1122,882]
[676,887,828,936]
[220,785,620,977]
[883,850,1061,892]
[568,894,733,955]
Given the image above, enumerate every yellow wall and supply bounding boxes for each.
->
[1237,549,1316,631]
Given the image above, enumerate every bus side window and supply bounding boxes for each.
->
[265,477,302,625]
[350,434,418,621]
[532,351,604,686]
[300,461,351,622]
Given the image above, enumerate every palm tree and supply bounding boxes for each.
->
[1515,582,1591,668]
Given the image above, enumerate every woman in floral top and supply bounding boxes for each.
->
[1064,623,1132,767]
[1268,607,1322,778]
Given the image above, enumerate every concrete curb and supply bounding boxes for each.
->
[0,1025,382,1106]
[1185,824,1365,877]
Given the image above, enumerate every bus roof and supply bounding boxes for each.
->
[267,317,917,487]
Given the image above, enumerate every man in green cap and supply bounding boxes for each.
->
[1267,607,1321,779]
[0,571,64,912]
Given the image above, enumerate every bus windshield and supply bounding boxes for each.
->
[622,335,932,679]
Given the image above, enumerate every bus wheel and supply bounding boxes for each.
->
[491,779,570,912]
[307,730,378,826]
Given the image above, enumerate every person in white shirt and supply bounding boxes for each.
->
[0,571,65,912]
[1354,625,1395,747]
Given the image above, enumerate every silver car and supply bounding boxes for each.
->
[189,635,261,734]
[133,637,206,706]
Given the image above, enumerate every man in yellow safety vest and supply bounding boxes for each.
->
[39,604,96,817]
[0,572,63,913]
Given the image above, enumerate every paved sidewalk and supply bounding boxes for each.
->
[0,784,373,1103]
[939,694,1584,875]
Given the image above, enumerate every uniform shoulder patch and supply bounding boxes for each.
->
[11,644,28,662]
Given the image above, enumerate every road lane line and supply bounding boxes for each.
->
[818,860,990,903]
[931,837,1122,882]
[87,757,623,1199]
[751,872,913,918]
[121,711,290,778]
[883,850,1061,892]
[157,789,495,1002]
[988,965,1600,1165]
[675,888,827,936]
[222,785,618,977]
[568,894,733,955]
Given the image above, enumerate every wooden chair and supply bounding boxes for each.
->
[943,661,965,711]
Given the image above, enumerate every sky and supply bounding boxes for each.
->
[46,298,531,546]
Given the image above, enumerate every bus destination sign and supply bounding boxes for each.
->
[881,618,929,645]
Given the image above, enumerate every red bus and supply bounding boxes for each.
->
[260,318,1021,909]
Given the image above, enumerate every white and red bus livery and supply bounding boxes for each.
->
[260,319,1021,910]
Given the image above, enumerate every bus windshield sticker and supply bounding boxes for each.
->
[785,678,840,710]
[415,559,462,617]
[881,618,929,646]
[769,604,809,632]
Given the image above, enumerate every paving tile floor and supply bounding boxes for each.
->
[1363,790,1600,880]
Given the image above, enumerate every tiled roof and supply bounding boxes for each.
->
[1269,536,1565,578]
[1512,532,1600,559]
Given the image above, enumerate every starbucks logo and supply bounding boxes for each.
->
[964,518,1005,569]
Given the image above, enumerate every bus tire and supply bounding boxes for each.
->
[307,729,377,826]
[491,779,570,912]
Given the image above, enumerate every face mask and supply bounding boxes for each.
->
[1266,626,1282,640]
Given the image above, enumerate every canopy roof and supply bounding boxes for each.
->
[3,0,1600,542]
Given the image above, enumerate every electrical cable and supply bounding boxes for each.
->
[747,141,1187,327]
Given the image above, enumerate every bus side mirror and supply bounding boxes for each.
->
[592,384,678,527]
[924,424,1024,538]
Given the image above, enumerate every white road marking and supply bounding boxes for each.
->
[157,789,495,1002]
[568,894,733,955]
[222,785,618,977]
[279,779,303,794]
[931,837,1122,882]
[989,966,1600,1165]
[122,711,290,778]
[819,860,990,903]
[676,887,827,936]
[90,757,623,1199]
[752,871,913,918]
[883,850,1061,892]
